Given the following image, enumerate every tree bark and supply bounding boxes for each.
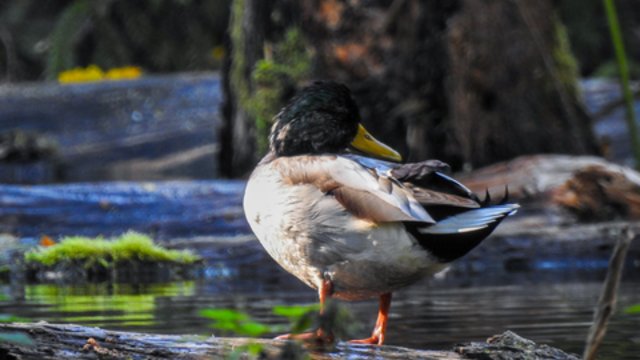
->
[221,0,303,177]
[447,0,600,169]
[221,0,600,176]
[220,0,271,177]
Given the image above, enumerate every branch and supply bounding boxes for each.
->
[583,226,634,360]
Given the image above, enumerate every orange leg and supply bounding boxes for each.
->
[275,279,334,345]
[349,293,392,345]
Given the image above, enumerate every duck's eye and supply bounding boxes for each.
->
[364,134,373,141]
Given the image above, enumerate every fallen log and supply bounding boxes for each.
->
[458,154,640,221]
[0,322,578,360]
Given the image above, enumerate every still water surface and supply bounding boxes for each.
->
[2,275,639,359]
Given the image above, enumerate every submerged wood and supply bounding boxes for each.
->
[0,322,578,360]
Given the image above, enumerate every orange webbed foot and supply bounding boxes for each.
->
[348,334,383,345]
[349,293,391,346]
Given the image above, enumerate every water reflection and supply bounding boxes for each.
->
[8,282,196,328]
[1,279,638,359]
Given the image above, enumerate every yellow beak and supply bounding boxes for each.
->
[350,124,403,162]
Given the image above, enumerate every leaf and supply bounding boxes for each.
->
[199,308,274,337]
[623,303,640,314]
[199,308,248,322]
[272,304,321,335]
[244,343,264,355]
[272,304,320,319]
[237,321,271,337]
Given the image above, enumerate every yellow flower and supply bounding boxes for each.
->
[58,65,142,84]
[105,66,143,80]
[58,65,104,83]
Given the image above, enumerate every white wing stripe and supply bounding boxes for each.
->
[418,204,519,234]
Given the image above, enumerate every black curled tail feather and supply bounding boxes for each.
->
[482,186,511,206]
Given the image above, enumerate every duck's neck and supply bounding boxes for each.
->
[258,151,278,165]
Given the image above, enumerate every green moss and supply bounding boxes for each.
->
[552,19,580,96]
[246,28,311,153]
[229,0,312,154]
[229,0,250,114]
[24,231,199,268]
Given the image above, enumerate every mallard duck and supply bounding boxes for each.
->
[243,81,518,345]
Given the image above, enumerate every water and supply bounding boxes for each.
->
[1,181,639,358]
[1,268,638,359]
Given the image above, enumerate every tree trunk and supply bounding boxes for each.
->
[447,0,601,169]
[221,0,600,176]
[219,0,271,177]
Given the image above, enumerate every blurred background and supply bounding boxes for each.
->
[1,0,640,359]
[0,0,639,182]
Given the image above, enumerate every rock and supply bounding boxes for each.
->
[455,331,580,360]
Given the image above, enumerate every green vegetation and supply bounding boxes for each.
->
[272,304,321,334]
[200,304,323,359]
[603,0,640,169]
[229,0,311,154]
[199,302,358,359]
[200,308,275,337]
[199,304,321,338]
[248,28,312,153]
[552,20,580,95]
[24,231,200,268]
[624,303,640,315]
[0,314,28,323]
[23,282,195,327]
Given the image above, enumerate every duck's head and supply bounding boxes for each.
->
[269,81,403,162]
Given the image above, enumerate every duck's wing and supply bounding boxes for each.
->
[342,154,519,262]
[271,155,435,224]
[343,154,479,209]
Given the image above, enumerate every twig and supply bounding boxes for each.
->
[583,226,634,360]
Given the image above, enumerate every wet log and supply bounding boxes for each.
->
[458,154,640,221]
[0,322,578,360]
